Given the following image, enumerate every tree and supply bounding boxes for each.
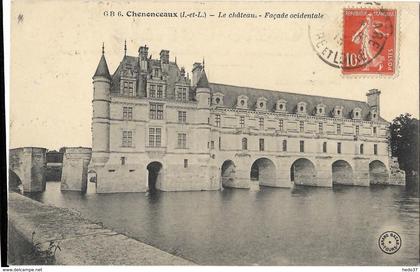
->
[389,113,419,177]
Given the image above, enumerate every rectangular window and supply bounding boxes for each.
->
[282,140,287,151]
[319,122,323,134]
[123,107,133,120]
[215,114,221,127]
[279,119,284,131]
[259,117,264,130]
[149,128,161,147]
[355,125,360,135]
[153,68,159,78]
[184,159,188,168]
[374,144,378,155]
[323,142,327,153]
[128,82,134,96]
[299,121,304,133]
[121,157,126,165]
[123,81,134,96]
[337,124,342,135]
[219,136,221,149]
[178,111,186,123]
[373,127,377,135]
[122,131,133,147]
[259,138,265,151]
[149,84,156,98]
[337,142,342,154]
[240,116,245,128]
[211,141,215,149]
[156,85,163,98]
[300,140,304,152]
[149,103,164,120]
[177,133,187,149]
[177,87,187,101]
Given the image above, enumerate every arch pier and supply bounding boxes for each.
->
[9,147,47,193]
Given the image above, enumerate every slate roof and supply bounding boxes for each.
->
[93,55,111,79]
[110,56,139,95]
[196,70,209,88]
[110,55,183,99]
[105,52,385,122]
[209,83,385,121]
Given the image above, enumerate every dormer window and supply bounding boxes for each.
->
[276,99,287,113]
[297,102,307,115]
[237,95,249,109]
[370,109,378,121]
[176,86,188,101]
[256,97,267,111]
[352,107,362,120]
[315,103,326,116]
[333,106,344,118]
[122,80,135,96]
[212,92,224,106]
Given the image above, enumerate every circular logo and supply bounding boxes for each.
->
[378,231,402,254]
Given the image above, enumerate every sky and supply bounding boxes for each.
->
[9,0,419,150]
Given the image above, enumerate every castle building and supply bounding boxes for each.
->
[88,43,405,193]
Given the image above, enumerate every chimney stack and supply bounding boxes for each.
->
[366,89,381,116]
[139,45,149,71]
[160,50,170,64]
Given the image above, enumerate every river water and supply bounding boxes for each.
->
[28,181,419,266]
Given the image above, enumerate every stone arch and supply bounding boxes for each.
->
[221,160,236,188]
[9,170,22,192]
[290,158,316,186]
[332,160,353,185]
[250,158,276,185]
[147,161,163,192]
[369,160,389,184]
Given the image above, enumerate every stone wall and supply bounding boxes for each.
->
[61,147,92,192]
[8,193,194,265]
[9,147,47,192]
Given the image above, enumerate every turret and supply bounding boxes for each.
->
[196,69,211,109]
[91,44,111,165]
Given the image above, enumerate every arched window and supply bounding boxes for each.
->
[360,144,364,154]
[242,138,248,150]
[282,140,287,151]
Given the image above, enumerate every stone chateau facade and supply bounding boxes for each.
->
[88,43,405,193]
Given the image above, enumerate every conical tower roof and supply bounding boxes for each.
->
[93,54,111,80]
[196,69,209,88]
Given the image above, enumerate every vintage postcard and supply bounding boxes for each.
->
[4,0,419,269]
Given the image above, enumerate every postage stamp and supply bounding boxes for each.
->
[342,8,396,75]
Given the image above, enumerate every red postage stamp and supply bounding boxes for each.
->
[342,8,396,75]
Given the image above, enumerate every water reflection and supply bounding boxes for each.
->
[26,181,419,266]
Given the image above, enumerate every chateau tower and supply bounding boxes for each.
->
[91,44,111,166]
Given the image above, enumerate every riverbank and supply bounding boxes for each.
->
[7,192,195,265]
